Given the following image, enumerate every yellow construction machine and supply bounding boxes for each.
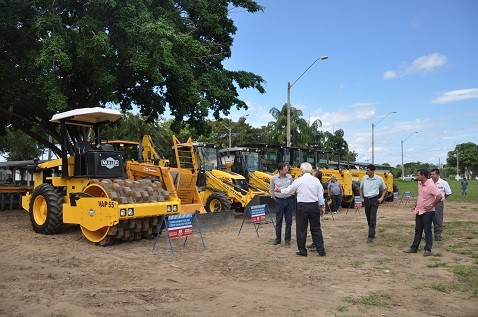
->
[218,147,274,193]
[106,136,207,214]
[173,136,270,212]
[349,168,397,202]
[21,108,180,245]
[282,147,357,207]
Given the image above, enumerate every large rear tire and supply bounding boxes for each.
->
[205,192,231,212]
[29,184,63,234]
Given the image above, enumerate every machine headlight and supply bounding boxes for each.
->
[120,208,126,217]
[173,205,178,212]
[127,208,134,216]
[167,205,172,212]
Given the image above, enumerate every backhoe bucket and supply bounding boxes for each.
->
[244,194,276,213]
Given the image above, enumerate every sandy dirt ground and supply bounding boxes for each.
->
[0,201,477,317]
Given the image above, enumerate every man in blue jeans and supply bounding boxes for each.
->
[270,162,294,247]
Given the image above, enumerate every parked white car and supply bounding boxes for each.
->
[402,175,417,181]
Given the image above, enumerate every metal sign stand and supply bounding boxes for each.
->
[238,204,275,237]
[399,191,412,206]
[347,196,362,215]
[152,212,206,256]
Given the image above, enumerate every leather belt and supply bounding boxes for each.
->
[365,195,379,199]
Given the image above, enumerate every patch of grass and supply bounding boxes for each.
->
[430,283,449,293]
[342,292,391,308]
[350,259,365,268]
[375,258,391,265]
[336,305,348,312]
[440,221,478,259]
[427,261,447,268]
[448,265,478,297]
[395,179,478,203]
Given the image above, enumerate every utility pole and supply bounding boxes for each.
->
[400,131,418,180]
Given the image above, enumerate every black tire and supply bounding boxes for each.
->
[29,184,63,234]
[0,193,6,211]
[205,192,231,213]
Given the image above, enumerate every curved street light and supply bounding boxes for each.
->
[371,111,396,164]
[287,55,328,147]
[401,131,418,180]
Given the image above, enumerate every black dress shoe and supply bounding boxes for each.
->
[273,240,281,245]
[318,251,326,256]
[295,251,307,257]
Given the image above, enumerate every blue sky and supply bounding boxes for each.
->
[223,0,478,167]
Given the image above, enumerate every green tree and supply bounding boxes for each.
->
[268,104,312,147]
[0,0,265,157]
[0,128,43,161]
[446,142,478,178]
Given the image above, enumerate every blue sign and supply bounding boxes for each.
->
[250,204,266,223]
[167,214,193,238]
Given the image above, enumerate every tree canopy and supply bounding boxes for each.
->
[446,142,478,178]
[0,0,265,156]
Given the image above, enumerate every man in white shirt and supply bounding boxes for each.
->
[430,169,452,241]
[359,164,387,243]
[275,162,326,257]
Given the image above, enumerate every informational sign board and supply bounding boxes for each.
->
[250,204,266,223]
[354,196,362,209]
[152,212,206,256]
[404,191,411,200]
[167,214,193,239]
[393,192,399,202]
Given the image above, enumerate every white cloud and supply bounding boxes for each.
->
[383,70,397,79]
[405,53,447,74]
[309,103,375,130]
[383,53,447,79]
[430,88,478,104]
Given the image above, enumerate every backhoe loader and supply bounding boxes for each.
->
[173,136,270,212]
[218,147,274,193]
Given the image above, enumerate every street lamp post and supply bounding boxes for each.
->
[401,131,418,180]
[371,111,396,164]
[220,122,232,148]
[287,55,328,147]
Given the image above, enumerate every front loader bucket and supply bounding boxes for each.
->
[244,194,276,213]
